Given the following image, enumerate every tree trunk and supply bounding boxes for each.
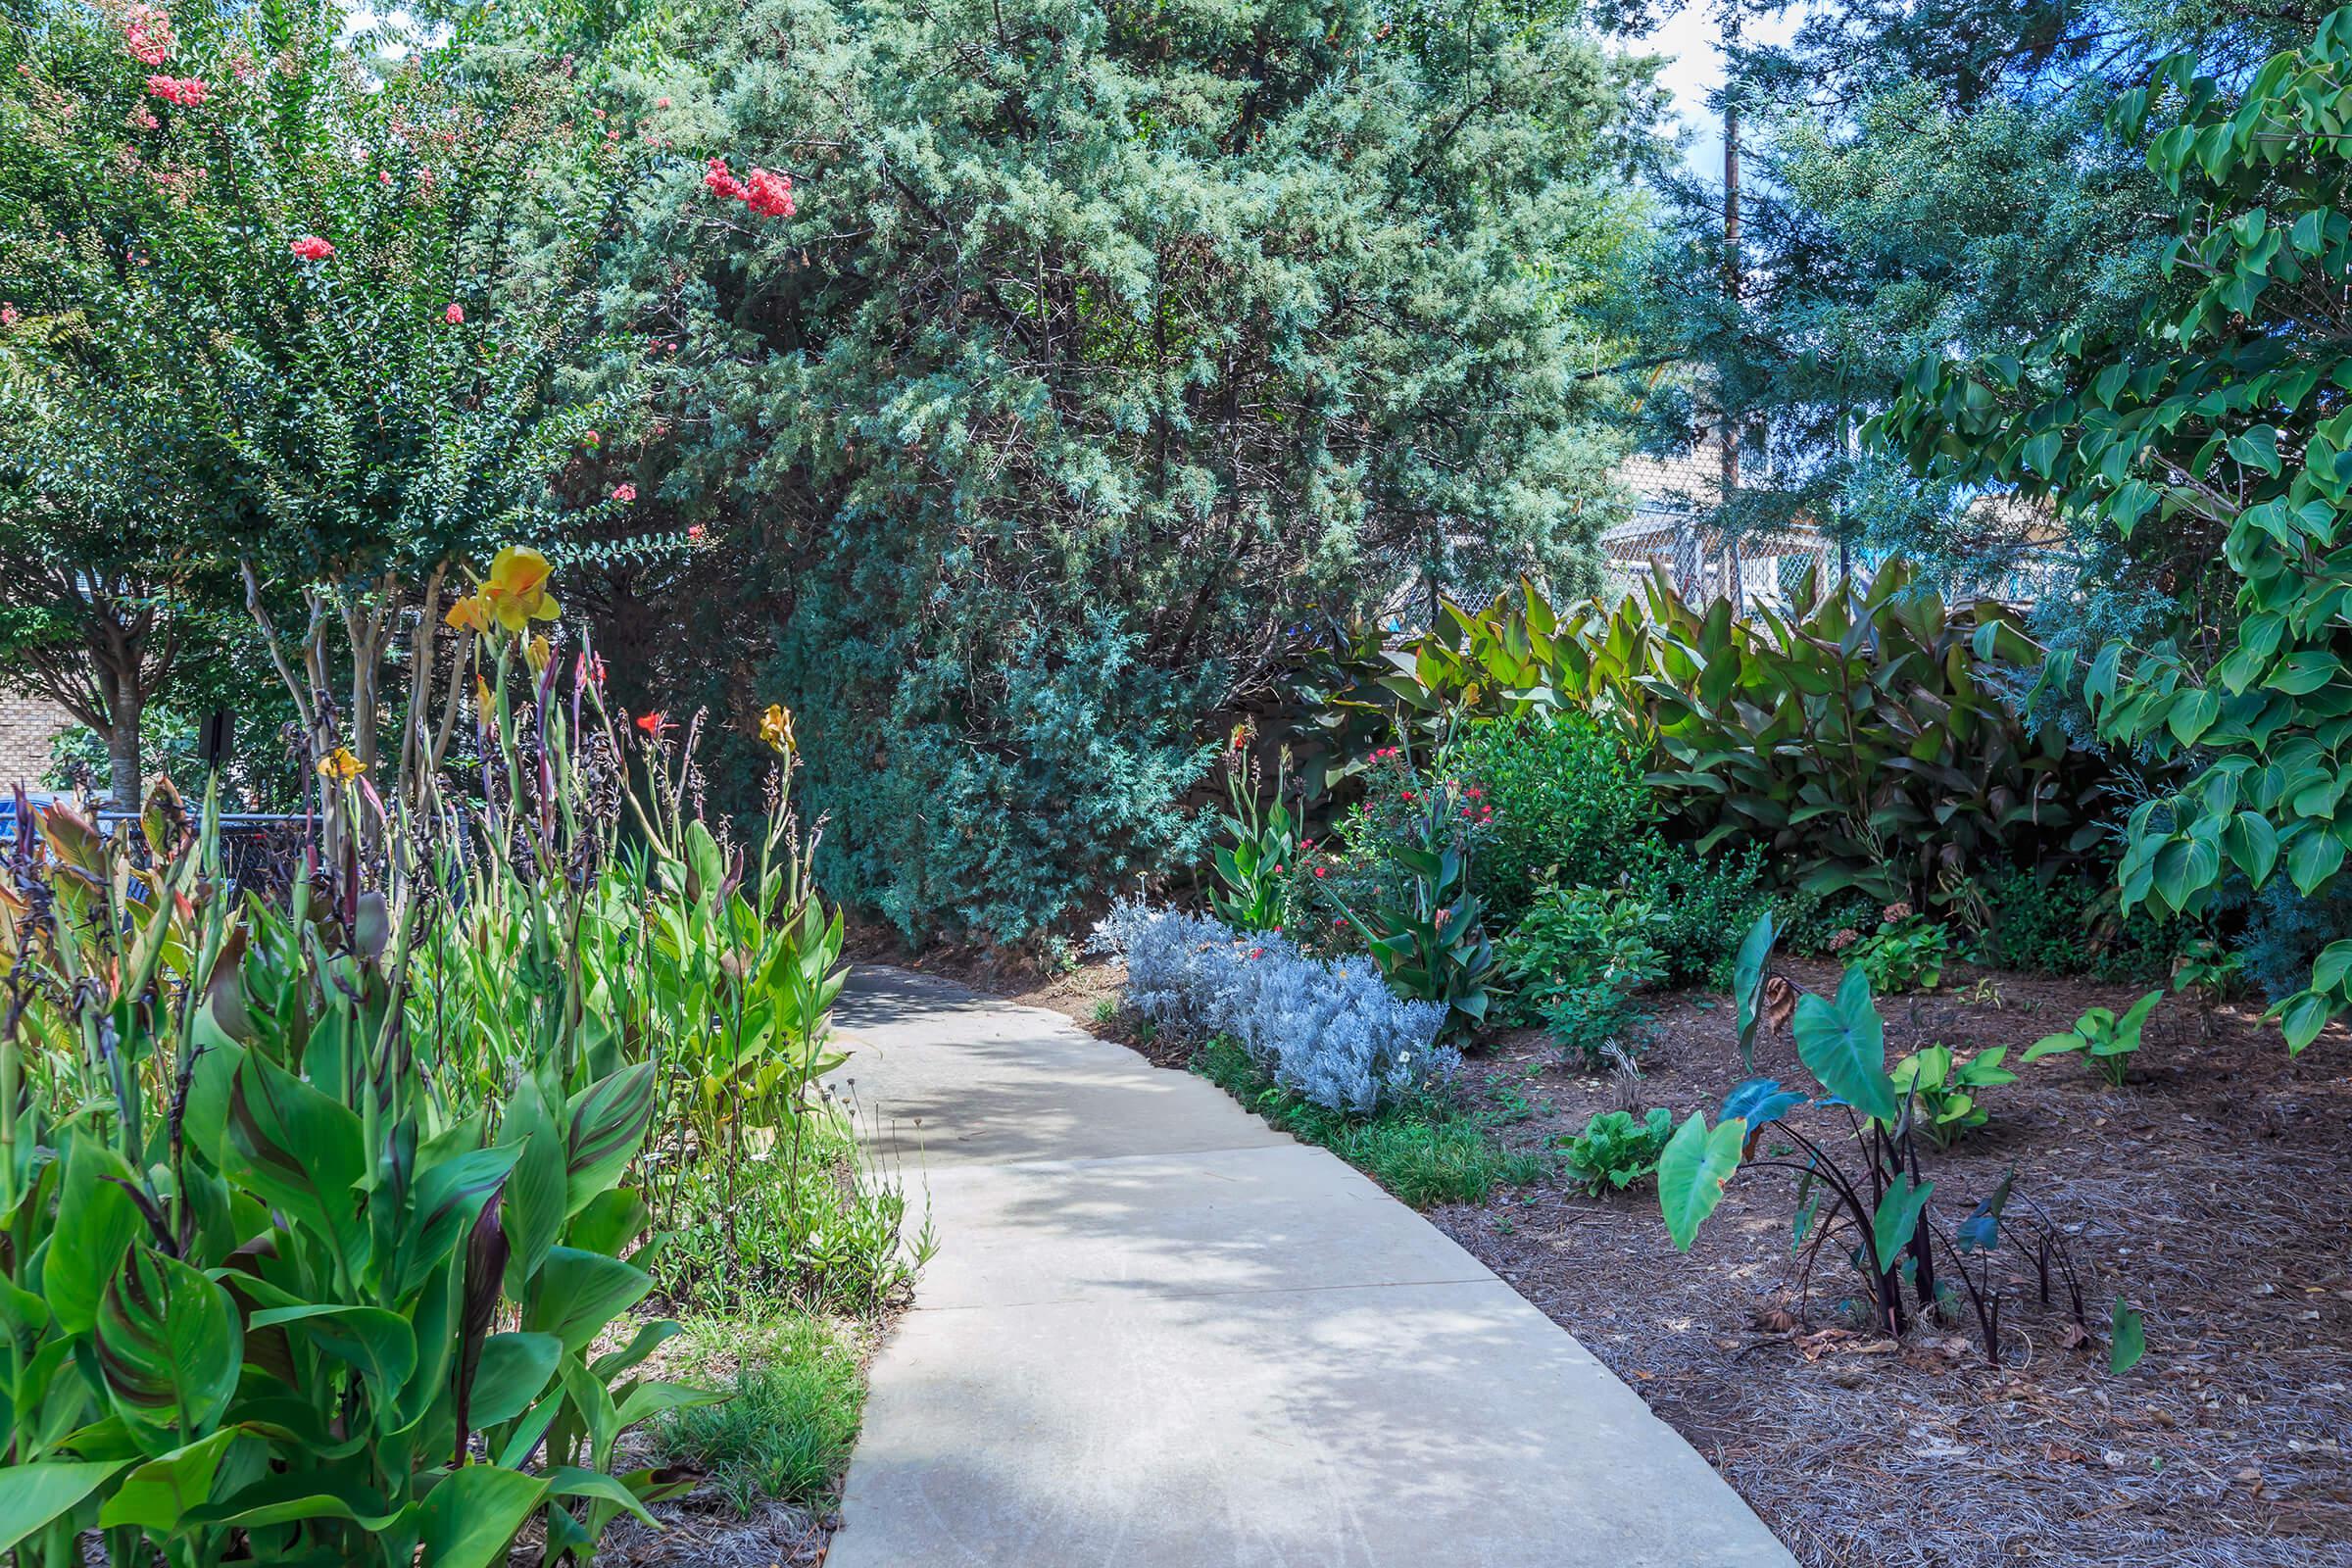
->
[106,682,142,808]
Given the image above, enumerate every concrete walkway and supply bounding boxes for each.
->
[823,965,1796,1568]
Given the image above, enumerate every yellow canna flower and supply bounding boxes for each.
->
[318,747,365,781]
[759,702,796,754]
[478,545,560,632]
[525,634,553,673]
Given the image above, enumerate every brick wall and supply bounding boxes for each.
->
[0,687,72,791]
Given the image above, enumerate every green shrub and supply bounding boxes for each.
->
[654,1316,865,1514]
[1500,884,1666,1062]
[1847,909,1951,994]
[654,1107,928,1317]
[1446,712,1654,925]
[1621,839,1774,989]
[1305,567,2107,908]
[1562,1107,1676,1194]
[1192,1037,1545,1205]
[1776,886,1883,956]
[1972,867,2178,983]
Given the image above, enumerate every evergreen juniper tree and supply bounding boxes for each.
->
[585,0,1665,946]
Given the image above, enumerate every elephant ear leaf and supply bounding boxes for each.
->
[96,1247,244,1452]
[564,1064,657,1218]
[1793,966,1898,1123]
[1719,1077,1808,1129]
[1870,1175,1934,1270]
[1732,912,1780,1069]
[1657,1113,1747,1251]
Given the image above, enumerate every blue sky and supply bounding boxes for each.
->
[1643,2,1800,176]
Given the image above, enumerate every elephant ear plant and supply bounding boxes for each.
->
[0,560,718,1563]
[1657,914,2118,1370]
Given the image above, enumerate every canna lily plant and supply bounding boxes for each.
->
[0,545,814,1564]
[0,777,709,1566]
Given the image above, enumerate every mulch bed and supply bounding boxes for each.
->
[1027,953,2352,1567]
[1427,962,2352,1568]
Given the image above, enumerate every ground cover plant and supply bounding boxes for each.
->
[1562,1107,1676,1195]
[1090,901,1458,1116]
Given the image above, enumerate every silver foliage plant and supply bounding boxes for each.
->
[1090,900,1457,1114]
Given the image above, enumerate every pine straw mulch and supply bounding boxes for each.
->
[1424,962,2352,1568]
[879,941,2352,1565]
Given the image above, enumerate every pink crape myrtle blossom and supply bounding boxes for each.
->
[145,74,209,107]
[122,5,174,67]
[289,235,335,261]
[704,158,795,219]
[0,303,18,328]
[742,168,794,218]
[611,483,637,503]
[444,303,465,323]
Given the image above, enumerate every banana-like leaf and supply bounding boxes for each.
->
[564,1063,656,1217]
[95,1246,243,1450]
[0,1459,130,1553]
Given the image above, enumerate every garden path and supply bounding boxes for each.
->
[821,965,1795,1568]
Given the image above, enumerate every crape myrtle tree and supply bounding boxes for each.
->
[1879,7,2352,1048]
[587,0,1664,946]
[0,0,651,802]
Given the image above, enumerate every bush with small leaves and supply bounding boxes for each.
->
[1091,901,1458,1115]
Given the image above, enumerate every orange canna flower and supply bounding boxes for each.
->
[318,747,365,781]
[477,545,560,632]
[445,593,493,634]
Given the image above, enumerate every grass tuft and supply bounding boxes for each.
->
[653,1313,866,1515]
[1192,1036,1548,1205]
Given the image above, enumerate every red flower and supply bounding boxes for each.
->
[1313,866,1326,878]
[686,523,706,542]
[444,303,465,324]
[0,304,16,328]
[704,158,795,218]
[290,235,335,262]
[742,168,795,218]
[611,483,637,503]
[1400,790,1415,803]
[703,157,748,202]
[636,710,666,736]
